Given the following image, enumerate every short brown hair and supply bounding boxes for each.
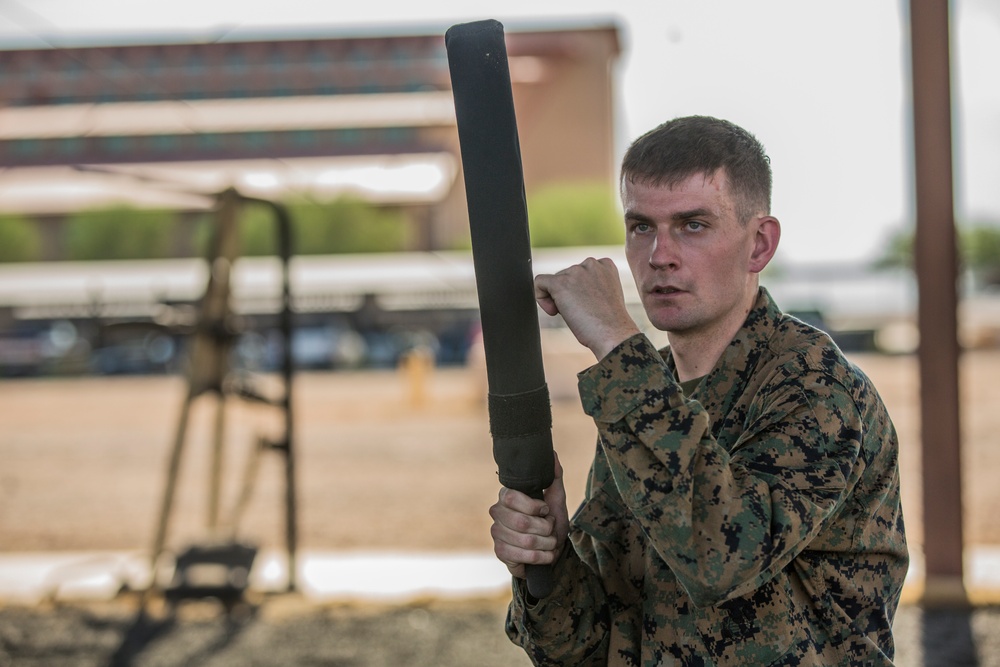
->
[620,116,772,223]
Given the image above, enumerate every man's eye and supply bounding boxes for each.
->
[686,220,704,231]
[633,222,652,233]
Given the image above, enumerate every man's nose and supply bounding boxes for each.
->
[649,232,678,269]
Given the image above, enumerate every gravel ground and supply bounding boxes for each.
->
[1,596,1000,666]
[0,595,530,667]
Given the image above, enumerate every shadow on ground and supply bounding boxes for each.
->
[918,607,987,667]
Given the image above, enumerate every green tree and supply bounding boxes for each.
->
[0,214,43,262]
[236,203,286,257]
[875,221,1000,286]
[962,224,1000,267]
[962,223,1000,286]
[192,195,412,258]
[292,195,411,255]
[526,182,623,248]
[64,206,177,260]
[875,226,914,269]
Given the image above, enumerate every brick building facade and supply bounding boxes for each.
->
[0,22,621,256]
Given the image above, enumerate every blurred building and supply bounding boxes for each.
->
[0,22,621,257]
[0,23,621,375]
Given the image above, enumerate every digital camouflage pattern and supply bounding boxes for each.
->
[506,288,908,666]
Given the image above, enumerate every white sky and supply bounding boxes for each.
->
[2,0,999,266]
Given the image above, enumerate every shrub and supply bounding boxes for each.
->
[234,195,411,256]
[64,206,176,260]
[0,215,43,262]
[293,195,411,255]
[526,182,623,248]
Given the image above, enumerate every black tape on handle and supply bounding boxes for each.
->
[446,19,555,599]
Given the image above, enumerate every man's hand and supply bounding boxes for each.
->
[490,453,570,579]
[534,257,641,360]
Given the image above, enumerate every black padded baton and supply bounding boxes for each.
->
[446,19,555,599]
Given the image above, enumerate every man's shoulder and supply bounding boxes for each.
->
[760,310,892,421]
[726,292,870,395]
[752,294,843,368]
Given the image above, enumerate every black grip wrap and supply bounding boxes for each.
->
[492,431,556,493]
[487,385,552,439]
[488,386,554,491]
[446,19,556,599]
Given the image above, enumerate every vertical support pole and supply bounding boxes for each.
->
[909,0,966,606]
[207,394,226,531]
[148,189,241,595]
[150,391,195,584]
[274,200,298,593]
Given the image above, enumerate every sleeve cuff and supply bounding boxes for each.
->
[510,542,581,615]
[577,333,679,422]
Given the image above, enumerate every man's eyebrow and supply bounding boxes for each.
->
[624,208,715,222]
[671,208,714,221]
[624,209,654,222]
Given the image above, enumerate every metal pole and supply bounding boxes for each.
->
[909,0,966,606]
[207,394,226,531]
[149,390,195,584]
[276,202,298,593]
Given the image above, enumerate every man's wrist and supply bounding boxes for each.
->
[590,327,642,361]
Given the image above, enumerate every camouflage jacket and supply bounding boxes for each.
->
[507,288,908,666]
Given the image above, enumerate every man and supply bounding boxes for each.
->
[489,116,908,665]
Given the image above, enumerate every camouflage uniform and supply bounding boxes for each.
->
[506,288,908,666]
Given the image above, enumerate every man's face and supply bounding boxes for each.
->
[622,170,763,339]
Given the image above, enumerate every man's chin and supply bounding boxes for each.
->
[643,306,688,334]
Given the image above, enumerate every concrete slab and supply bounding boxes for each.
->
[2,547,999,607]
[0,549,512,606]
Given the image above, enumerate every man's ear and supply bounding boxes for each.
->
[749,216,780,274]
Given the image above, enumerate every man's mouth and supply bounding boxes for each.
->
[650,285,682,295]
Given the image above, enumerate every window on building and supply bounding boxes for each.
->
[104,136,129,155]
[58,137,84,157]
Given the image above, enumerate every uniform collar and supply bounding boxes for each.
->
[664,287,782,439]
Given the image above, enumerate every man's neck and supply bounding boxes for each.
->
[669,333,731,383]
[668,286,759,382]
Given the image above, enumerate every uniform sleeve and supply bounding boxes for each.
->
[505,544,611,666]
[578,334,862,608]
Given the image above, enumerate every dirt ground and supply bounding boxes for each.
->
[2,349,1000,665]
[3,349,1000,554]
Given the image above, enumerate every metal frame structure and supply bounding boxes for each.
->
[149,188,298,605]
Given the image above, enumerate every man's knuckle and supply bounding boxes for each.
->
[512,513,535,533]
[516,533,538,550]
